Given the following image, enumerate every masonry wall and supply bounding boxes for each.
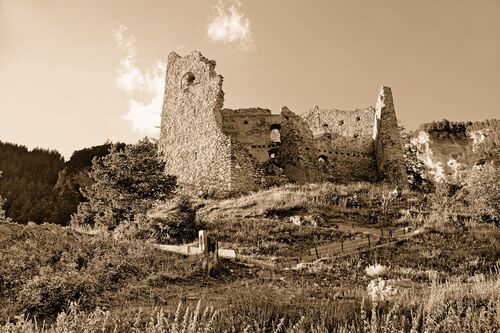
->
[373,86,408,186]
[158,51,233,194]
[158,51,407,194]
[304,106,376,139]
[221,108,282,163]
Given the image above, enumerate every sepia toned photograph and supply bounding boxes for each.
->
[1,1,499,332]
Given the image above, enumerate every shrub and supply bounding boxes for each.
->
[71,138,177,230]
[114,195,199,244]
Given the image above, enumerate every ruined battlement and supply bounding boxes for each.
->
[158,51,407,194]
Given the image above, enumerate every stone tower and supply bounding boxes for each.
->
[158,51,233,193]
[373,86,408,187]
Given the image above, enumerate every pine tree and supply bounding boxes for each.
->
[71,138,176,229]
[0,172,12,223]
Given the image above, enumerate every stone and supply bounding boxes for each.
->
[158,51,408,195]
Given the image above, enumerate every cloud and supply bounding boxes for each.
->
[112,24,165,135]
[207,0,254,50]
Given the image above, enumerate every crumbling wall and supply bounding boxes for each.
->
[304,106,375,139]
[221,108,282,163]
[158,50,407,194]
[229,139,288,192]
[313,134,377,181]
[373,86,407,186]
[158,51,232,194]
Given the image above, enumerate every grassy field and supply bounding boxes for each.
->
[1,182,499,332]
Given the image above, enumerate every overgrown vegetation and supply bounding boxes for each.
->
[0,223,205,322]
[1,128,499,332]
[71,139,177,230]
[199,182,416,256]
[1,271,498,332]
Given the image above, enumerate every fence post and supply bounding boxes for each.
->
[314,247,319,259]
[381,228,384,239]
[367,234,371,247]
[389,229,393,240]
[199,230,219,274]
[341,241,344,252]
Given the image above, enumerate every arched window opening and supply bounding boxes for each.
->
[181,72,195,91]
[268,149,278,159]
[338,120,344,126]
[356,116,361,121]
[322,123,329,133]
[318,155,328,163]
[270,124,281,143]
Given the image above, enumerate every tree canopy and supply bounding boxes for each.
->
[71,138,177,229]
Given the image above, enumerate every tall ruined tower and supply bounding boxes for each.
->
[373,86,408,186]
[158,51,233,193]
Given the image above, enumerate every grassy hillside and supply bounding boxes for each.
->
[196,182,421,257]
[1,179,499,332]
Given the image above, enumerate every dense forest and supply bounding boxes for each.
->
[0,141,122,225]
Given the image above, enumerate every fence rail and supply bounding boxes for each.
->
[155,226,422,271]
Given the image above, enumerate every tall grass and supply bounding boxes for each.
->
[2,274,498,332]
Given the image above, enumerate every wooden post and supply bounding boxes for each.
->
[341,241,344,252]
[199,230,219,274]
[314,247,319,259]
[381,228,384,239]
[367,234,371,247]
[389,229,393,240]
[199,230,208,253]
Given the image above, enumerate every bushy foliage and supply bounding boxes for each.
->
[64,142,126,174]
[71,138,176,229]
[2,275,499,332]
[114,195,199,244]
[420,119,472,134]
[0,223,203,322]
[464,163,500,223]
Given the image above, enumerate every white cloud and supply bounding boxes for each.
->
[207,0,254,50]
[112,24,165,135]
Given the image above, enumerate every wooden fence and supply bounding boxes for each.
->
[155,227,421,271]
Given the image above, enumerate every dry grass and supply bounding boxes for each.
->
[1,274,498,332]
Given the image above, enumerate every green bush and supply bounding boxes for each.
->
[114,195,199,244]
[71,138,176,230]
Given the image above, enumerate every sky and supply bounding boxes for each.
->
[1,0,499,159]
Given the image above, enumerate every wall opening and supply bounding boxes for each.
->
[270,124,281,143]
[322,123,329,133]
[318,155,328,163]
[338,120,344,126]
[181,72,195,91]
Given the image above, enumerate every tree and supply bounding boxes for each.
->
[0,172,12,223]
[71,139,176,229]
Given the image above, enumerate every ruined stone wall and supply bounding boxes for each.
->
[313,135,377,182]
[221,108,282,163]
[304,106,375,138]
[229,139,288,192]
[279,107,318,183]
[158,51,407,194]
[158,51,233,194]
[373,86,408,186]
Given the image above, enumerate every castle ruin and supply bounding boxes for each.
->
[158,51,407,194]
